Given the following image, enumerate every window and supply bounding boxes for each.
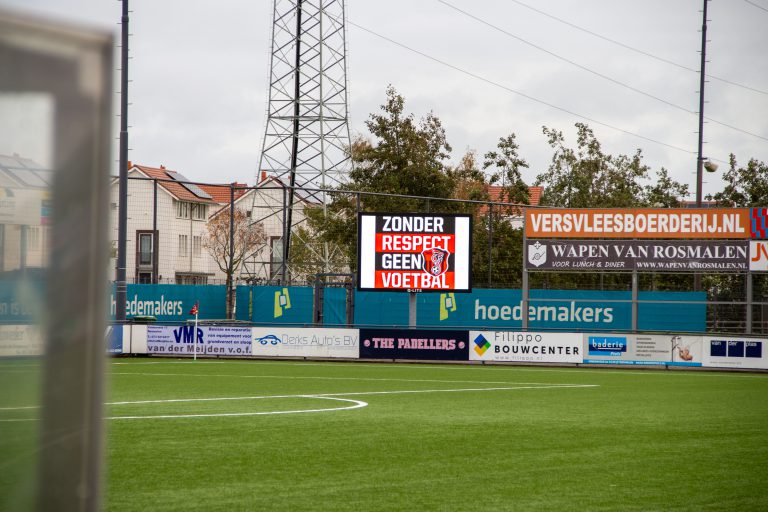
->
[176,201,189,219]
[191,203,207,220]
[178,234,188,257]
[192,236,202,257]
[270,236,283,279]
[175,274,208,285]
[26,227,40,251]
[138,233,153,265]
[137,272,152,284]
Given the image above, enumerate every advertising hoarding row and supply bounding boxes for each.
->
[128,325,768,371]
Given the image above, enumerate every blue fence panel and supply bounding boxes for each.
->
[250,286,313,324]
[0,278,44,324]
[355,289,706,332]
[322,287,348,326]
[109,284,226,322]
[235,286,251,321]
[638,291,707,332]
[354,291,410,327]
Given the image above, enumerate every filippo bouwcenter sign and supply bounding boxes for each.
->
[358,213,472,292]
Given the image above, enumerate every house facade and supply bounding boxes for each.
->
[108,164,312,286]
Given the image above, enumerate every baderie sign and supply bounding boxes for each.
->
[525,208,750,239]
[526,240,749,271]
[358,213,472,293]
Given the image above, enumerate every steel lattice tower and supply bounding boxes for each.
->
[250,0,352,283]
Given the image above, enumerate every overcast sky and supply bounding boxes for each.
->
[2,0,767,200]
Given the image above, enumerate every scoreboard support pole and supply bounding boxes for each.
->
[409,292,417,327]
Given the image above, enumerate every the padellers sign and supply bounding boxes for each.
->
[359,328,469,360]
[358,213,472,292]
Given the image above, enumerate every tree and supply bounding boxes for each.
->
[307,86,457,271]
[204,208,266,318]
[643,167,689,207]
[483,133,530,206]
[708,155,768,207]
[535,123,688,208]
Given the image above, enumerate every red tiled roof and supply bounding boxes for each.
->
[131,163,247,204]
[199,182,248,204]
[486,185,542,206]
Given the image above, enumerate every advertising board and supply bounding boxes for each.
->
[583,334,703,366]
[353,289,706,332]
[525,208,750,239]
[358,213,472,293]
[0,324,43,357]
[526,240,749,271]
[750,241,768,271]
[251,328,359,358]
[359,328,468,360]
[469,331,582,363]
[106,325,123,355]
[703,337,768,370]
[109,284,226,322]
[146,325,252,357]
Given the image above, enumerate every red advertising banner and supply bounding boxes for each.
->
[358,213,472,292]
[525,208,751,239]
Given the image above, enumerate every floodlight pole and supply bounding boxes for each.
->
[695,0,708,207]
[115,0,130,321]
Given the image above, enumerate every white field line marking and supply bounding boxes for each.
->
[0,384,597,420]
[110,371,575,387]
[110,359,768,378]
[109,396,368,420]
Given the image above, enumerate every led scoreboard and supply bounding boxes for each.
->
[358,213,472,293]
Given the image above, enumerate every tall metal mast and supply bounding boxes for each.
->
[253,0,352,282]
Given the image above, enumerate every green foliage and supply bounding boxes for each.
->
[535,123,688,208]
[709,155,768,207]
[350,85,455,210]
[482,133,530,206]
[472,213,524,288]
[306,86,459,272]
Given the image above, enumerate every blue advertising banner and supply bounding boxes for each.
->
[106,325,123,355]
[355,289,706,332]
[0,278,44,324]
[109,284,226,322]
[359,328,468,360]
[249,286,313,325]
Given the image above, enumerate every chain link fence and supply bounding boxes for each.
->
[108,174,768,333]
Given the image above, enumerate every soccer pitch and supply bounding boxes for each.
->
[4,359,768,510]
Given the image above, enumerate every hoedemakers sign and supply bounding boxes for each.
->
[358,213,472,292]
[525,208,750,239]
[469,331,582,363]
[526,240,749,271]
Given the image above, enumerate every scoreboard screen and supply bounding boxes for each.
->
[358,213,472,293]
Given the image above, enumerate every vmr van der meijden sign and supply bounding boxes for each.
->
[358,213,472,293]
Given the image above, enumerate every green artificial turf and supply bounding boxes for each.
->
[105,360,768,511]
[3,359,768,511]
